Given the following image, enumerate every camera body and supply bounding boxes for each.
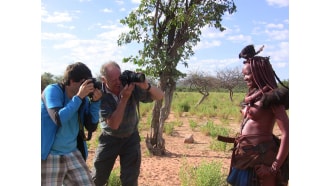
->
[87,78,102,98]
[119,70,146,86]
[90,78,102,89]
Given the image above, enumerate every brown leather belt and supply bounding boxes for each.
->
[217,135,235,143]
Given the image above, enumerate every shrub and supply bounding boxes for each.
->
[179,160,229,186]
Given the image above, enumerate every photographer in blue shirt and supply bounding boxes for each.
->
[41,62,102,185]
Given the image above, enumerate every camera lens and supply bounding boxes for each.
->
[134,73,145,82]
[119,70,146,86]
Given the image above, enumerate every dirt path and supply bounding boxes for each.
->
[137,120,233,186]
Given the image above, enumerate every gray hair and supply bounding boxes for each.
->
[100,61,121,77]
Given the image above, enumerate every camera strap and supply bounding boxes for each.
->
[41,83,65,127]
[132,89,141,120]
[78,114,87,141]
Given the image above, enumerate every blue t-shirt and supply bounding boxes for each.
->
[41,83,100,160]
[50,93,80,155]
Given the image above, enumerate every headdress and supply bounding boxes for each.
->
[239,44,289,110]
[239,44,264,60]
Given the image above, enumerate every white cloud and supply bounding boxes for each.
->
[264,42,288,62]
[57,24,75,30]
[52,39,120,59]
[252,21,288,41]
[41,59,67,76]
[194,40,222,51]
[41,11,73,23]
[266,23,284,29]
[97,25,129,40]
[116,0,125,5]
[54,40,81,49]
[276,62,287,68]
[231,25,241,33]
[265,29,288,40]
[41,33,76,40]
[41,36,129,76]
[131,0,141,4]
[266,0,288,7]
[223,12,235,21]
[201,27,229,39]
[251,26,263,35]
[284,19,289,24]
[102,8,113,13]
[227,34,252,44]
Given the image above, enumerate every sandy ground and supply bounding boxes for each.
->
[86,113,282,186]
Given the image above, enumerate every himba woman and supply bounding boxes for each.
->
[224,45,289,186]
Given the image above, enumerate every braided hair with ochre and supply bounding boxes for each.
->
[239,45,289,109]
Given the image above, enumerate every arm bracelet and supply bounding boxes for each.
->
[270,160,279,175]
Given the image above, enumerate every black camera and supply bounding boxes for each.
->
[87,78,102,98]
[119,70,146,86]
[90,78,102,89]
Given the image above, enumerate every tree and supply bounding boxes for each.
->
[41,72,56,92]
[41,72,63,92]
[182,71,217,107]
[216,66,244,101]
[280,79,289,88]
[118,0,236,155]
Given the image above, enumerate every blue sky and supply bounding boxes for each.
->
[41,0,289,80]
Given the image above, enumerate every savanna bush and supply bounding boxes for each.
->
[179,160,229,186]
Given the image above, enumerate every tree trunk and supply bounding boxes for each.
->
[195,91,209,107]
[229,89,233,102]
[146,74,175,155]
